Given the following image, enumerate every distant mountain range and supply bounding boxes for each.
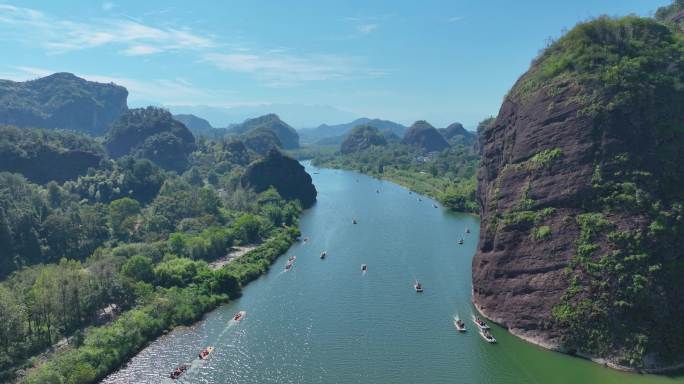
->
[299,118,407,145]
[166,103,358,128]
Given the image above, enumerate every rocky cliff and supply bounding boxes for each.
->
[473,15,684,370]
[0,125,105,183]
[340,125,387,154]
[0,72,128,136]
[241,149,317,208]
[402,121,449,152]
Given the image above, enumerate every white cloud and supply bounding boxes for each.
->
[0,3,214,55]
[102,2,114,11]
[357,23,378,34]
[447,16,464,23]
[0,4,386,87]
[202,52,384,87]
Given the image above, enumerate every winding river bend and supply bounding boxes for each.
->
[103,163,683,384]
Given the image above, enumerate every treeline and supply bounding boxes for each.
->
[312,139,481,213]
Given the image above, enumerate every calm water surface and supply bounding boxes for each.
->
[103,163,683,384]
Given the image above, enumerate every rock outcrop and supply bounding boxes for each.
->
[340,125,387,154]
[473,15,684,370]
[241,149,317,208]
[402,121,449,152]
[0,125,104,183]
[0,72,128,136]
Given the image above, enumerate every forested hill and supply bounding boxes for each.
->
[228,113,300,149]
[474,11,684,370]
[0,103,316,382]
[0,72,128,136]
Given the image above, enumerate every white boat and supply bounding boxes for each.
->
[285,256,297,271]
[454,317,466,332]
[233,310,246,321]
[414,280,424,292]
[472,315,490,330]
[320,251,327,259]
[458,238,464,245]
[198,346,214,360]
[479,329,497,343]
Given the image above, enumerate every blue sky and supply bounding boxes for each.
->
[0,0,669,128]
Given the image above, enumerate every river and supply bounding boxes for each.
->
[102,163,683,384]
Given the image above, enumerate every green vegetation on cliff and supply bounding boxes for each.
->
[0,73,128,136]
[0,125,105,184]
[105,107,196,171]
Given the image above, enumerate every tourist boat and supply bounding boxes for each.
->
[169,363,189,380]
[376,189,380,193]
[233,310,246,321]
[472,315,490,330]
[320,251,327,259]
[361,264,367,272]
[458,238,464,245]
[198,346,214,360]
[479,329,497,343]
[414,280,424,292]
[285,256,297,271]
[418,198,422,202]
[466,228,471,234]
[352,219,358,224]
[433,204,438,208]
[454,317,466,332]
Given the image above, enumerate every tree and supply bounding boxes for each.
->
[108,198,141,241]
[212,269,240,296]
[121,255,154,283]
[0,285,25,353]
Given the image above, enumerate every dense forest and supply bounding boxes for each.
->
[0,100,315,382]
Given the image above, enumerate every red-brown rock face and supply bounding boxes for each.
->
[473,82,595,348]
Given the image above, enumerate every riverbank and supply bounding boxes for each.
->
[22,227,300,384]
[474,293,684,374]
[310,160,477,213]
